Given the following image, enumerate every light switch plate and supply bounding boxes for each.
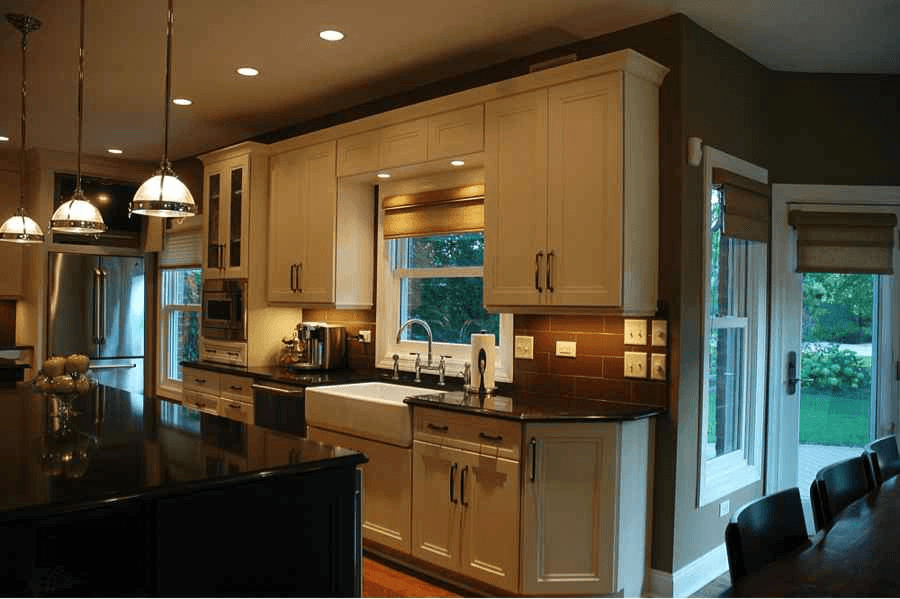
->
[515,335,534,359]
[359,330,372,343]
[555,340,576,358]
[651,353,666,380]
[651,320,668,347]
[624,351,647,378]
[719,500,730,517]
[624,319,647,345]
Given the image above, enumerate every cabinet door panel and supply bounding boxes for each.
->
[412,440,462,570]
[223,157,249,278]
[427,105,484,160]
[547,74,623,306]
[295,141,337,304]
[337,131,379,177]
[203,168,224,278]
[521,424,619,595]
[267,150,304,302]
[484,90,549,308]
[460,453,520,593]
[379,119,427,169]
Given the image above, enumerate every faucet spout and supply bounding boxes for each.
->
[396,318,433,366]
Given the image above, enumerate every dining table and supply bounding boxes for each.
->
[732,475,900,596]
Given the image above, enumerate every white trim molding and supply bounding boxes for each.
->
[645,543,728,597]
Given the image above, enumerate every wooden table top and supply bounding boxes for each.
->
[733,476,900,596]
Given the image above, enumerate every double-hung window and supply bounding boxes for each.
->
[698,148,769,506]
[157,228,202,399]
[376,180,512,381]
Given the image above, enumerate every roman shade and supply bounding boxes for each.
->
[713,168,770,242]
[788,210,897,274]
[382,183,484,239]
[159,227,201,268]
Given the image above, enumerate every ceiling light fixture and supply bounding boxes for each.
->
[0,14,44,244]
[450,160,465,166]
[172,97,192,106]
[319,30,344,41]
[106,148,123,155]
[236,66,258,77]
[376,172,391,179]
[51,0,107,236]
[130,0,196,219]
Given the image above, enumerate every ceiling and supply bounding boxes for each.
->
[0,0,898,163]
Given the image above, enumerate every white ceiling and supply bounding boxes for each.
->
[0,0,898,163]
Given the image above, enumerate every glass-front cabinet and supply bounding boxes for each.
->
[203,155,249,279]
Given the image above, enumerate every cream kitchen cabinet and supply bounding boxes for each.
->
[484,63,665,314]
[336,119,427,177]
[427,105,484,160]
[268,141,373,307]
[181,366,253,424]
[203,154,250,279]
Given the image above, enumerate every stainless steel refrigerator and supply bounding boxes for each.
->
[47,252,145,395]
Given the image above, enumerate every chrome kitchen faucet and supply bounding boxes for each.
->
[395,318,450,385]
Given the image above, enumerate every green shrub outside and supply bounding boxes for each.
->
[801,344,870,391]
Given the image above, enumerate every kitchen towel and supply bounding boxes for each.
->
[470,332,496,392]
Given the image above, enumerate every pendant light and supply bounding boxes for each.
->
[129,0,195,218]
[0,14,44,244]
[50,0,107,235]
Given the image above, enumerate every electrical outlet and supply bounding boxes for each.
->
[515,335,534,359]
[719,500,730,517]
[555,340,576,358]
[624,352,647,378]
[359,330,372,343]
[651,320,668,347]
[651,353,666,380]
[624,319,647,345]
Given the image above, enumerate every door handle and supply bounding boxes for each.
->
[449,463,458,504]
[460,465,469,507]
[530,438,537,482]
[535,251,544,292]
[546,251,554,292]
[90,362,137,370]
[787,350,798,395]
[92,267,102,345]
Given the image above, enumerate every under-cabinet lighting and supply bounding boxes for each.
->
[376,172,391,179]
[450,160,465,166]
[172,98,192,106]
[319,30,344,41]
[237,67,259,77]
[0,136,8,142]
[106,148,123,155]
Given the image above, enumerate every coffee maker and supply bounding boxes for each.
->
[290,322,346,370]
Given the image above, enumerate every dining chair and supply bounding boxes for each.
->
[809,479,827,532]
[725,487,811,584]
[864,435,900,485]
[813,455,875,530]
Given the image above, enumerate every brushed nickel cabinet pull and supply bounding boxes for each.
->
[194,378,206,384]
[289,263,296,292]
[460,465,469,506]
[229,385,242,390]
[297,262,303,293]
[479,432,503,442]
[449,463,458,503]
[546,250,554,292]
[228,403,242,409]
[535,251,544,292]
[427,423,449,432]
[530,438,537,482]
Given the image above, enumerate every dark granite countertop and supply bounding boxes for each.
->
[404,390,662,422]
[0,383,366,521]
[181,360,378,386]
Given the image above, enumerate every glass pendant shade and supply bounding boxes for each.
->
[130,169,196,217]
[50,190,107,234]
[0,207,44,243]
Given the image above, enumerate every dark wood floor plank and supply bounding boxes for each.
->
[363,556,462,598]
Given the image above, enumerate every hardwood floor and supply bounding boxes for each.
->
[363,556,463,598]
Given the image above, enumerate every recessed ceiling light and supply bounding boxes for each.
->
[106,148,123,155]
[172,98,192,106]
[237,67,259,77]
[319,30,344,42]
[0,136,8,142]
[376,172,391,179]
[450,160,465,166]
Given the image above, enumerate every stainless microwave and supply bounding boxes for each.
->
[201,279,247,341]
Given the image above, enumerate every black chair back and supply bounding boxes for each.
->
[865,435,900,484]
[809,479,826,532]
[815,455,875,529]
[725,487,810,583]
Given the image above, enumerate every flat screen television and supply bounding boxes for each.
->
[53,173,145,247]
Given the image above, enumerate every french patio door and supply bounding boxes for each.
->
[767,185,900,496]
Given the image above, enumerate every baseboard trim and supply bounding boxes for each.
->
[645,543,728,597]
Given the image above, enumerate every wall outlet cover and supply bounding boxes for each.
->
[719,500,730,517]
[624,319,647,345]
[651,353,666,381]
[514,335,534,359]
[624,351,647,378]
[651,320,668,347]
[359,330,372,343]
[555,340,576,358]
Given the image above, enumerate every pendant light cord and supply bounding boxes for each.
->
[159,0,174,200]
[18,24,28,210]
[75,0,85,195]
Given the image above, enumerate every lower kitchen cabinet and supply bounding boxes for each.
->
[412,441,463,571]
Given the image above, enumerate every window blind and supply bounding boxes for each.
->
[382,184,484,239]
[788,210,897,274]
[159,228,202,268]
[713,168,770,243]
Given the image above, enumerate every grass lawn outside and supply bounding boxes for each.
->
[799,388,870,447]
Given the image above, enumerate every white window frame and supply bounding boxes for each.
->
[375,215,513,383]
[157,266,202,401]
[697,146,768,507]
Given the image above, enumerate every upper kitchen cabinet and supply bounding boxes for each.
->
[268,141,373,307]
[484,57,666,315]
[427,105,484,160]
[201,144,268,279]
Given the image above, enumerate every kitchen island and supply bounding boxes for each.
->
[0,383,366,596]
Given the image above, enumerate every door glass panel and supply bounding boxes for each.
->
[797,273,877,503]
[229,168,242,268]
[207,173,221,268]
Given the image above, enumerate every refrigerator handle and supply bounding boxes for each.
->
[93,267,103,345]
[99,268,108,346]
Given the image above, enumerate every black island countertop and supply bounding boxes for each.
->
[0,383,366,520]
[183,360,664,422]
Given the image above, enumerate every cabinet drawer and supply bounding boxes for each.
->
[183,390,220,416]
[183,367,220,395]
[220,399,254,425]
[220,374,253,402]
[427,105,484,159]
[414,407,521,461]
